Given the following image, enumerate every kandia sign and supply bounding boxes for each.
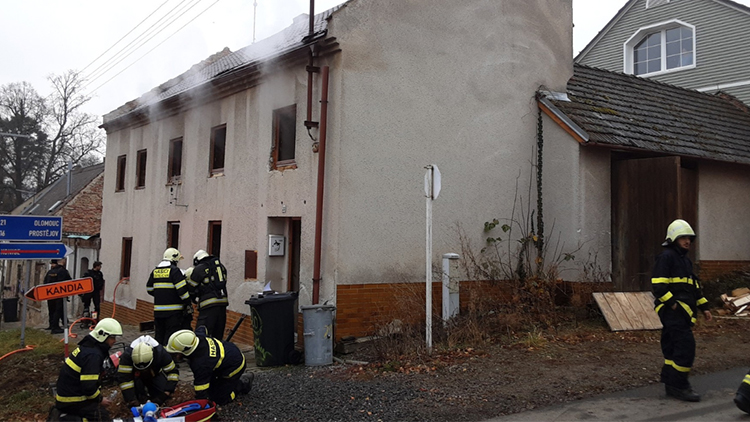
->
[25,277,93,301]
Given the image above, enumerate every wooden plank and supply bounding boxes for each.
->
[593,293,625,331]
[614,292,644,329]
[633,291,662,330]
[603,293,634,331]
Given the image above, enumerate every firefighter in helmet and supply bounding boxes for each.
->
[165,329,253,405]
[53,318,123,421]
[147,248,192,346]
[188,249,229,339]
[118,335,179,407]
[652,219,712,402]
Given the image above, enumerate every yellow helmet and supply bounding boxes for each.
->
[90,318,123,342]
[165,329,199,356]
[163,248,183,262]
[662,219,696,246]
[132,342,154,370]
[193,250,209,265]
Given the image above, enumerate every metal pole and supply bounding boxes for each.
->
[425,166,433,354]
[20,260,31,348]
[63,299,69,357]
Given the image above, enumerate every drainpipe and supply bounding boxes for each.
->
[305,0,320,133]
[312,66,330,304]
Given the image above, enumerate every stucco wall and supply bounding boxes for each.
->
[697,161,750,260]
[99,0,574,316]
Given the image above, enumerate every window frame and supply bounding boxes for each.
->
[116,155,126,192]
[623,19,696,77]
[135,149,147,189]
[120,237,133,279]
[168,137,183,183]
[208,220,222,258]
[271,105,298,170]
[245,250,258,280]
[209,125,227,176]
[167,221,180,249]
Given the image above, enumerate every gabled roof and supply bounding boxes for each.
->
[102,5,344,128]
[17,163,105,218]
[575,0,750,62]
[540,64,750,164]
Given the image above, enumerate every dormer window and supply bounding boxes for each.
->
[624,20,695,76]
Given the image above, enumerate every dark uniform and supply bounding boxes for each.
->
[187,334,247,405]
[189,255,229,339]
[118,342,179,405]
[54,335,111,421]
[44,261,72,332]
[147,262,191,346]
[82,266,105,318]
[652,245,709,392]
[735,370,750,413]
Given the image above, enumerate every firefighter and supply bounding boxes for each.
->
[165,329,253,405]
[82,261,105,322]
[52,318,122,421]
[118,335,179,407]
[189,250,229,339]
[652,219,712,402]
[44,258,72,334]
[147,248,192,346]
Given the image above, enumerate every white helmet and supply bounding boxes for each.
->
[131,342,154,370]
[662,219,696,246]
[163,247,183,262]
[90,318,123,342]
[193,250,209,265]
[165,329,199,356]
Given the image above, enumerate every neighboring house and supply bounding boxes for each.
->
[1,163,104,326]
[576,0,750,105]
[538,64,750,291]
[98,0,577,343]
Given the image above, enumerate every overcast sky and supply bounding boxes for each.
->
[1,0,747,119]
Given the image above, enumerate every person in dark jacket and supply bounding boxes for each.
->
[147,248,192,346]
[53,318,122,421]
[165,329,253,405]
[82,261,105,321]
[188,250,229,339]
[44,258,72,334]
[118,335,179,407]
[652,219,712,402]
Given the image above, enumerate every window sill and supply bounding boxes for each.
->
[166,179,182,186]
[135,186,145,190]
[209,172,225,178]
[630,63,696,78]
[115,189,124,193]
[272,160,297,171]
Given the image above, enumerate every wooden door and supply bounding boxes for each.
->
[612,156,696,291]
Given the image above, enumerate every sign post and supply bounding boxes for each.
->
[424,164,441,355]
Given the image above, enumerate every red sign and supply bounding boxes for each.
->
[25,277,93,301]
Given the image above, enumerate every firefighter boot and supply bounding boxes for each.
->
[666,385,701,402]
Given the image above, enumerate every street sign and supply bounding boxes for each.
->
[25,277,93,301]
[0,215,63,241]
[0,243,71,260]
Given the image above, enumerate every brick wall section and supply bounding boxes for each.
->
[100,299,256,346]
[59,173,103,236]
[697,260,750,281]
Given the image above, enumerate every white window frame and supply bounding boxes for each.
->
[623,19,696,76]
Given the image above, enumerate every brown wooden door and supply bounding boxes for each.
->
[612,156,696,291]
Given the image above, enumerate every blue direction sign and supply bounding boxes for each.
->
[0,243,70,260]
[0,215,63,241]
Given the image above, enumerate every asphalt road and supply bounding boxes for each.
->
[487,367,750,421]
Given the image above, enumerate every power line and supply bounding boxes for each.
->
[84,0,200,88]
[87,0,221,97]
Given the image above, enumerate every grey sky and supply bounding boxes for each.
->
[1,0,746,118]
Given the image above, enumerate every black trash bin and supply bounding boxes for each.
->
[3,298,18,322]
[245,291,298,367]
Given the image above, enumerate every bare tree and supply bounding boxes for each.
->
[0,71,104,212]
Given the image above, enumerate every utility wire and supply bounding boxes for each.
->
[84,0,200,88]
[87,0,221,96]
[79,0,172,74]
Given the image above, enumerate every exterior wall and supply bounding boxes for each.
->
[577,0,750,104]
[99,0,574,337]
[697,160,750,260]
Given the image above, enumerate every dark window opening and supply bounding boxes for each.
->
[116,155,126,191]
[208,221,222,258]
[167,221,180,249]
[245,250,258,279]
[168,137,183,182]
[210,125,226,174]
[272,105,297,169]
[136,149,147,189]
[121,237,133,279]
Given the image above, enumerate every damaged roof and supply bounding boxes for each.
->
[543,64,750,165]
[103,5,343,127]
